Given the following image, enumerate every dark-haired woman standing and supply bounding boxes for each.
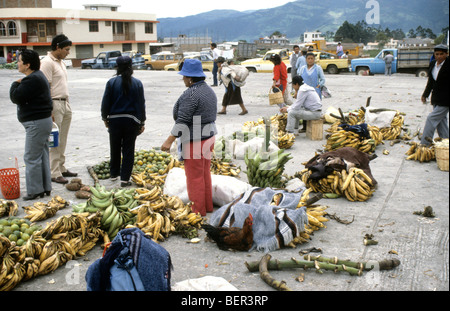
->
[10,49,53,200]
[101,56,146,187]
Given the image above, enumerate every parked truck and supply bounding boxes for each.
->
[81,51,146,70]
[240,49,292,73]
[351,47,434,77]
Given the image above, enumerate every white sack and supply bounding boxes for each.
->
[172,276,239,291]
[163,167,252,206]
[365,110,397,128]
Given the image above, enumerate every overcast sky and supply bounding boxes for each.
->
[52,0,295,18]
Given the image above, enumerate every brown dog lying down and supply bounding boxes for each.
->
[304,147,378,185]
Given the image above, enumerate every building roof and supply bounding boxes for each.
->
[0,8,158,23]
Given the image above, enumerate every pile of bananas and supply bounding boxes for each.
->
[299,167,375,202]
[23,196,68,222]
[211,157,241,177]
[0,199,18,217]
[132,157,180,188]
[127,186,204,242]
[0,212,102,291]
[324,129,378,154]
[277,131,296,150]
[73,184,137,239]
[405,142,436,163]
[245,149,292,188]
[240,114,295,150]
[269,114,288,133]
[380,113,404,140]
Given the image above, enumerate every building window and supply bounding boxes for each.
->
[0,22,6,37]
[8,21,17,36]
[145,22,153,34]
[105,21,112,27]
[89,21,99,32]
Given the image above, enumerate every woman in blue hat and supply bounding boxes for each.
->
[101,56,146,187]
[161,58,218,216]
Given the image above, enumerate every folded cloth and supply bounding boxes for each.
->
[338,123,371,139]
[209,187,309,253]
[305,147,377,185]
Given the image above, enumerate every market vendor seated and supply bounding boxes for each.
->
[280,75,322,135]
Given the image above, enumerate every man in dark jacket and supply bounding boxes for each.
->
[421,44,449,145]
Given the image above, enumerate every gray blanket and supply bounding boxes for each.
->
[209,187,309,253]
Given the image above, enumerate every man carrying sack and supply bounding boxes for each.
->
[41,34,77,184]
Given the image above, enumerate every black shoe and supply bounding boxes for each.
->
[23,192,45,201]
[121,181,132,187]
[45,191,51,196]
[62,170,78,177]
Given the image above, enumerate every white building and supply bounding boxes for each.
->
[0,3,158,63]
[303,31,325,43]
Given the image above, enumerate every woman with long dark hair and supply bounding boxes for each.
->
[101,56,146,187]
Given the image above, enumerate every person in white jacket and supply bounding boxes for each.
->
[280,75,322,135]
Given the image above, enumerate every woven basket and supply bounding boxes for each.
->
[269,87,284,106]
[0,157,20,199]
[435,145,449,171]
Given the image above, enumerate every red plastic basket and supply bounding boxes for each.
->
[0,157,20,200]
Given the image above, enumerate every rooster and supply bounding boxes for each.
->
[202,213,253,251]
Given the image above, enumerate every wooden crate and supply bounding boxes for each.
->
[306,119,324,141]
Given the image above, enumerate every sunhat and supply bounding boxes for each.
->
[178,58,206,78]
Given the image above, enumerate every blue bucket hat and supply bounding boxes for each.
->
[178,58,206,78]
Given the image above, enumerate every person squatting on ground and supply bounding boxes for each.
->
[421,44,449,145]
[216,57,249,115]
[161,59,217,216]
[10,49,53,200]
[101,56,146,188]
[279,75,322,136]
[40,34,77,185]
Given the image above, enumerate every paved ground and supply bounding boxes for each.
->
[0,68,448,292]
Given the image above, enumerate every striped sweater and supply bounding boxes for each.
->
[171,81,218,143]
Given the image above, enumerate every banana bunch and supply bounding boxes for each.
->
[405,142,436,163]
[0,199,18,217]
[132,170,168,188]
[245,149,292,188]
[127,187,203,242]
[23,196,68,222]
[324,129,377,154]
[277,131,296,150]
[299,167,375,202]
[210,157,241,177]
[1,212,103,291]
[269,113,288,132]
[380,113,404,140]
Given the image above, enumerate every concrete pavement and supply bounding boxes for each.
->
[0,68,448,292]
